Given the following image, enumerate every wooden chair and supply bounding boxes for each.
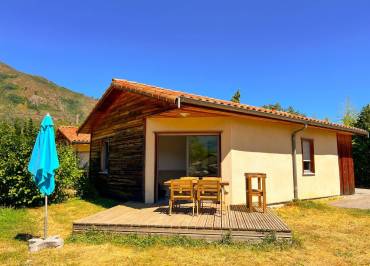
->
[245,173,267,213]
[202,177,227,211]
[180,176,199,180]
[196,179,221,215]
[169,179,195,216]
[202,177,220,181]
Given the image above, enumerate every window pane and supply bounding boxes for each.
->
[303,161,311,171]
[302,139,315,174]
[187,136,219,177]
[302,140,311,161]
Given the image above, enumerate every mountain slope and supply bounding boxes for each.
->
[0,62,97,124]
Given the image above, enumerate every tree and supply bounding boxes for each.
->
[262,102,306,116]
[263,103,282,111]
[231,89,241,103]
[0,120,41,206]
[352,104,370,188]
[0,119,83,207]
[341,98,357,126]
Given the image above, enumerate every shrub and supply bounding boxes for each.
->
[0,73,17,81]
[52,145,84,203]
[7,94,25,105]
[61,97,80,114]
[0,119,83,207]
[1,83,19,90]
[75,170,98,199]
[0,120,43,206]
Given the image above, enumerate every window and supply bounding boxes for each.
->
[100,140,109,173]
[301,138,315,175]
[187,135,220,177]
[156,134,221,200]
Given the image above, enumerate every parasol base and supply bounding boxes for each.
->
[28,236,64,252]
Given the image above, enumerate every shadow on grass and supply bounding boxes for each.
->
[82,197,120,209]
[14,233,38,241]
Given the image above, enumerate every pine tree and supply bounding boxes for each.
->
[231,89,241,103]
[262,102,306,116]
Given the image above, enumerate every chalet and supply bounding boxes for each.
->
[56,126,91,169]
[78,79,368,205]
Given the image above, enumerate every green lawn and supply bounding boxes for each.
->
[0,198,369,265]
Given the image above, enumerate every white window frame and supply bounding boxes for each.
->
[301,138,315,175]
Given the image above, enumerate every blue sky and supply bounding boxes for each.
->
[1,0,369,122]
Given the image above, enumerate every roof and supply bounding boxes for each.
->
[79,78,369,136]
[57,126,91,144]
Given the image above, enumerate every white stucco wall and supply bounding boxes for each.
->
[145,117,232,203]
[145,116,341,205]
[229,118,295,204]
[296,128,341,199]
[229,118,340,204]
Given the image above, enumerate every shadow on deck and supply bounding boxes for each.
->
[73,202,291,242]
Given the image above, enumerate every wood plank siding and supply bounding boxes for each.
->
[337,134,355,195]
[89,90,175,201]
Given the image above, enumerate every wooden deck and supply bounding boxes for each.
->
[73,202,291,242]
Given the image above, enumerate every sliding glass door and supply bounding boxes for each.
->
[156,133,220,200]
[187,135,219,177]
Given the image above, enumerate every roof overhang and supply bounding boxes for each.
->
[79,79,369,137]
[179,97,369,136]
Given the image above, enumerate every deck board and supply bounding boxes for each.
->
[73,202,291,242]
[221,206,230,229]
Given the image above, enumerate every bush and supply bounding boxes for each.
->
[75,170,98,199]
[7,94,25,105]
[52,145,84,203]
[0,120,42,206]
[0,83,19,90]
[0,119,83,207]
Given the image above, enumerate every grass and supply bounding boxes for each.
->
[0,197,369,265]
[68,230,299,251]
[0,208,37,240]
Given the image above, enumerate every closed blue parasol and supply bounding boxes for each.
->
[28,113,59,239]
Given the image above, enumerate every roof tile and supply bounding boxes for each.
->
[57,126,90,144]
[111,78,367,135]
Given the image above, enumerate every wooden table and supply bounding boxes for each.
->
[164,179,229,211]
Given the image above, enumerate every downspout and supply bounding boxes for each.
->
[291,124,307,200]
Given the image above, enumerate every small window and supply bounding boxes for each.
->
[100,140,109,173]
[301,138,315,175]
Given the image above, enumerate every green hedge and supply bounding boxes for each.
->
[0,119,83,207]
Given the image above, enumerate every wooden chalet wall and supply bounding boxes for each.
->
[89,91,173,201]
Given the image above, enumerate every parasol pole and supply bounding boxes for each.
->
[44,113,49,240]
[44,195,48,239]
